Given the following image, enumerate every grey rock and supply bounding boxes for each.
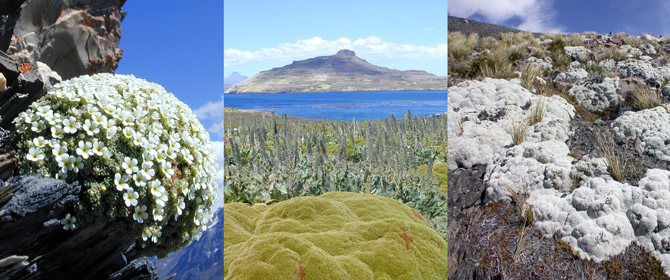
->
[7,0,126,80]
[641,44,657,55]
[555,68,589,85]
[663,84,670,96]
[109,258,159,280]
[564,46,592,61]
[568,77,622,112]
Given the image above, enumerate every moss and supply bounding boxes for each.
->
[224,192,448,279]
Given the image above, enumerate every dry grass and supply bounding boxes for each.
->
[527,97,546,126]
[581,31,599,39]
[601,47,628,62]
[631,85,661,110]
[596,133,623,182]
[508,120,529,146]
[520,63,541,92]
[564,33,584,46]
[623,36,641,48]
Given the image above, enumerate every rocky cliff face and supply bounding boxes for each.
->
[225,49,447,93]
[0,1,161,279]
[7,0,125,81]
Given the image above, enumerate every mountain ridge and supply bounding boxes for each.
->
[225,49,447,93]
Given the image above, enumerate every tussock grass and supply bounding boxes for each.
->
[623,36,641,48]
[581,31,599,39]
[520,63,541,92]
[508,120,529,146]
[449,32,480,78]
[596,133,623,182]
[565,33,584,46]
[527,97,546,126]
[601,47,628,62]
[500,31,535,46]
[631,85,661,110]
[456,117,464,136]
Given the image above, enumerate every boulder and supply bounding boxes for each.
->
[7,0,125,80]
[564,46,592,61]
[555,68,589,85]
[568,77,622,112]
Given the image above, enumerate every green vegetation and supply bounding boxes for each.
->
[224,192,448,279]
[9,74,219,258]
[223,111,447,239]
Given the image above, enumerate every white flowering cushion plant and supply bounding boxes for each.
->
[8,73,219,258]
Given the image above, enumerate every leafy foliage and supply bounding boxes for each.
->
[223,111,447,239]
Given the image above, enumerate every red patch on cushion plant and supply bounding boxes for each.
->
[297,262,306,280]
[411,209,425,221]
[399,227,415,250]
[429,237,441,248]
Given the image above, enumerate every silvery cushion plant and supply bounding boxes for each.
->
[9,73,219,257]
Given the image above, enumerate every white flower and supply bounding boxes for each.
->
[153,206,164,221]
[122,157,139,174]
[114,173,129,191]
[51,125,65,138]
[36,105,50,116]
[72,156,84,173]
[121,111,135,126]
[176,197,185,216]
[124,188,139,207]
[52,144,68,160]
[26,147,44,161]
[141,161,155,178]
[58,154,74,172]
[31,121,45,133]
[45,111,60,125]
[32,136,46,147]
[182,232,190,241]
[55,171,68,180]
[133,205,148,223]
[142,226,152,241]
[76,141,93,159]
[133,173,148,187]
[150,226,162,243]
[149,180,164,197]
[166,147,177,159]
[82,119,99,136]
[142,149,155,162]
[181,148,194,164]
[122,127,134,139]
[92,141,105,156]
[161,161,174,177]
[61,213,76,231]
[62,116,80,134]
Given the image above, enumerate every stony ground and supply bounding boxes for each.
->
[448,19,670,279]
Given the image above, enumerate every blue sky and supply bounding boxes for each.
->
[224,0,447,78]
[449,0,670,36]
[114,0,223,209]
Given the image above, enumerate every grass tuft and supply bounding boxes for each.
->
[527,97,546,126]
[631,85,661,110]
[596,133,623,182]
[508,120,529,146]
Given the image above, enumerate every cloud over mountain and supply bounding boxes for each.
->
[224,36,446,68]
[448,0,564,33]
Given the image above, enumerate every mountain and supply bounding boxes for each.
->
[224,49,447,93]
[224,72,248,85]
[154,207,223,280]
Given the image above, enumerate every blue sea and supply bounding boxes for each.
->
[223,90,447,120]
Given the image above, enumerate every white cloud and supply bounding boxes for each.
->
[448,0,564,33]
[211,140,224,211]
[194,98,223,121]
[224,36,446,68]
[193,97,223,140]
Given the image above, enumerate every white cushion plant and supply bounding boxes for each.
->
[9,73,219,257]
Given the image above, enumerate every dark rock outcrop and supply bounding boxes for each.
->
[225,49,448,93]
[7,0,126,80]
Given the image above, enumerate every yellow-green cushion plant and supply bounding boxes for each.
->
[9,73,219,257]
[224,192,448,279]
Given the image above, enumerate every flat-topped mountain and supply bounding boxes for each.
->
[224,49,447,93]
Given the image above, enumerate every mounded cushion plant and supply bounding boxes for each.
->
[8,73,219,257]
[224,192,448,279]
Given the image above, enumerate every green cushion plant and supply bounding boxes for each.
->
[9,73,219,257]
